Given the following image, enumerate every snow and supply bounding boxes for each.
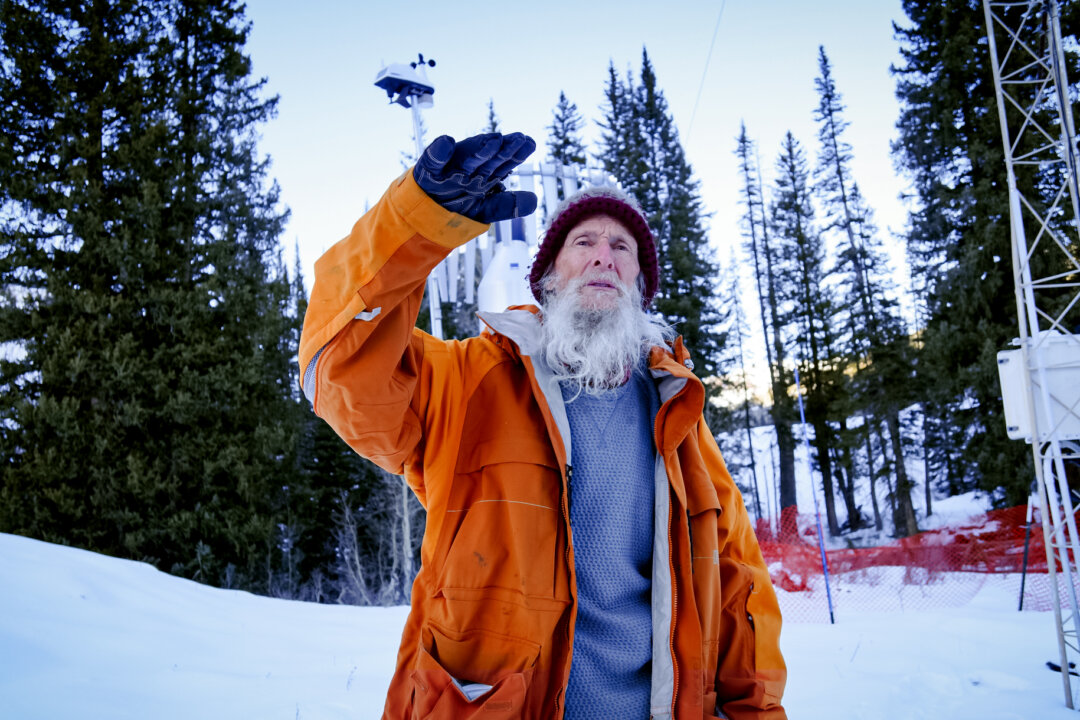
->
[0,530,1074,719]
[0,533,405,719]
[783,583,1069,720]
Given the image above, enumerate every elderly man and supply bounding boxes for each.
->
[299,132,786,720]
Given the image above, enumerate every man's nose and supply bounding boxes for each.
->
[591,242,615,267]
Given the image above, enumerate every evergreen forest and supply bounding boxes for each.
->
[0,0,1076,602]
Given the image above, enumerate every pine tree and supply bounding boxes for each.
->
[890,0,1056,506]
[597,49,725,378]
[720,250,764,521]
[813,45,919,535]
[547,91,586,167]
[485,98,500,133]
[770,131,842,537]
[734,124,798,528]
[597,62,646,201]
[546,91,587,201]
[0,0,300,590]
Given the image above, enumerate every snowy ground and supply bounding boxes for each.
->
[0,531,1073,719]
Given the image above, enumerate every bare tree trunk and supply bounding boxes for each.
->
[921,406,933,518]
[777,421,799,539]
[333,490,375,606]
[766,435,780,537]
[864,423,883,531]
[744,412,763,520]
[872,421,901,536]
[836,418,862,530]
[811,417,841,537]
[384,477,401,604]
[887,413,919,537]
[399,474,414,599]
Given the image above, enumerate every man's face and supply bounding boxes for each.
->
[551,214,640,310]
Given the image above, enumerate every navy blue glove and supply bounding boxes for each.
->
[413,132,538,223]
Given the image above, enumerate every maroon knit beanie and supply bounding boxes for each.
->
[528,185,659,308]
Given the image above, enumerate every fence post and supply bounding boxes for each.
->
[793,363,836,624]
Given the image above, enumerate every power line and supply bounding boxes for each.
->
[657,1,727,235]
[685,0,727,143]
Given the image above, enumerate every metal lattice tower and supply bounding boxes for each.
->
[983,0,1080,708]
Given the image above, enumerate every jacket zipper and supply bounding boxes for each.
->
[554,462,575,719]
[518,355,576,720]
[655,378,690,718]
[566,463,574,510]
[668,505,679,716]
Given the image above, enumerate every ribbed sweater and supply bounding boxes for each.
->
[560,367,660,719]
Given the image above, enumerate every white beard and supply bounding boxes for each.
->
[539,272,672,398]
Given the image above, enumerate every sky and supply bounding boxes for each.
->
[245,0,913,328]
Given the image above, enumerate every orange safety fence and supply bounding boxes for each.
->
[757,505,1080,622]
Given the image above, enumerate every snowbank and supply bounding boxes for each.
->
[0,531,1072,719]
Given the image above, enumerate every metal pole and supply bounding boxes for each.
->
[410,100,443,340]
[1042,4,1080,661]
[1040,453,1074,708]
[793,363,836,624]
[1020,496,1034,611]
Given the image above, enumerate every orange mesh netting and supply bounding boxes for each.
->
[756,505,1079,622]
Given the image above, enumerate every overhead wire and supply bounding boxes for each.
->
[684,0,727,144]
[657,1,727,244]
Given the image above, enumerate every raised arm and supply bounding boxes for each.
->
[297,133,536,478]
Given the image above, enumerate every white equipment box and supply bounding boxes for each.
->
[998,332,1080,443]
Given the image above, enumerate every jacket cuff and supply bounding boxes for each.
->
[389,169,490,249]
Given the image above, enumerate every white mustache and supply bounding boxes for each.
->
[574,272,626,295]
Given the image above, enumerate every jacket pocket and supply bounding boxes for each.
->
[435,437,562,600]
[715,560,758,709]
[702,688,730,720]
[410,624,540,720]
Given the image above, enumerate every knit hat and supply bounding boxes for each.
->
[528,185,659,307]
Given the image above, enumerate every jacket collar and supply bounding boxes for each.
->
[477,307,705,453]
[477,307,544,356]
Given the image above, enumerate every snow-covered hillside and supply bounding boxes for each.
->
[0,531,1072,719]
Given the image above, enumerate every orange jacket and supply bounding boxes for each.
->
[299,171,787,720]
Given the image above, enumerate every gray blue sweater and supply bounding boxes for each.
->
[560,368,660,719]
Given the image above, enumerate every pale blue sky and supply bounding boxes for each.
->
[247,0,911,330]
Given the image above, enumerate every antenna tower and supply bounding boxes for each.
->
[983,0,1080,708]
